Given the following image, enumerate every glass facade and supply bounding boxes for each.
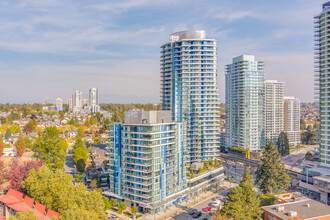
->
[160,30,220,163]
[315,2,330,167]
[225,55,265,151]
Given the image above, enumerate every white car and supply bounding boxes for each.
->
[211,200,221,207]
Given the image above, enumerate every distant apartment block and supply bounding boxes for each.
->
[68,99,73,111]
[284,96,301,146]
[89,88,100,113]
[264,80,285,144]
[225,55,264,151]
[160,30,220,163]
[55,98,63,111]
[72,90,82,113]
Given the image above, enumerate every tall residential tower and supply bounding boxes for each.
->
[225,55,264,151]
[315,1,330,167]
[264,80,285,144]
[72,90,82,113]
[284,97,301,147]
[160,30,220,163]
[89,88,100,113]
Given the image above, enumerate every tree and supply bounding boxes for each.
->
[301,125,317,145]
[59,112,65,121]
[94,137,101,145]
[77,126,85,138]
[300,118,306,130]
[8,211,40,220]
[256,141,291,194]
[5,128,12,140]
[277,132,290,156]
[0,135,5,156]
[34,126,67,166]
[73,147,87,164]
[23,165,107,219]
[0,159,5,184]
[24,137,33,149]
[110,199,118,207]
[103,197,112,211]
[132,206,138,220]
[10,124,20,134]
[305,151,313,161]
[222,170,262,220]
[76,159,86,173]
[15,133,26,157]
[119,201,127,211]
[10,160,44,192]
[0,116,7,124]
[23,122,36,135]
[90,178,98,188]
[213,212,233,220]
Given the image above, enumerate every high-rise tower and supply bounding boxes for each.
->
[89,88,99,113]
[264,80,285,144]
[225,55,264,151]
[315,2,330,167]
[160,30,220,163]
[72,90,82,113]
[284,97,301,147]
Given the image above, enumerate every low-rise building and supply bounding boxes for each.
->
[0,188,59,219]
[262,193,330,220]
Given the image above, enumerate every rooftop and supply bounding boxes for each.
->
[169,30,206,42]
[262,198,330,220]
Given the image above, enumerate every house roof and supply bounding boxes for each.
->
[0,188,23,204]
[262,198,330,219]
[46,209,60,218]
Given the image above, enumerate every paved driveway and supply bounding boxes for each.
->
[64,147,76,175]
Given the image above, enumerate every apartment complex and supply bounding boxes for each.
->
[109,110,187,213]
[225,55,264,151]
[264,80,285,144]
[284,97,301,146]
[89,88,100,113]
[160,30,220,163]
[315,1,330,168]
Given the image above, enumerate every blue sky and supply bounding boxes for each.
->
[0,0,325,103]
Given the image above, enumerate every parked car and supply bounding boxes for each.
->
[193,211,202,218]
[189,209,198,215]
[211,200,221,207]
[203,206,212,212]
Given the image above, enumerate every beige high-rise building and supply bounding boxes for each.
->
[284,96,300,146]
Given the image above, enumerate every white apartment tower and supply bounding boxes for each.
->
[264,80,285,144]
[284,97,301,146]
[89,88,100,113]
[225,55,264,151]
[160,30,220,163]
[72,90,82,113]
[55,98,63,111]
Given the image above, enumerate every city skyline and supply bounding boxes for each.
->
[0,0,325,104]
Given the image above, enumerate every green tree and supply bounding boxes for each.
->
[77,126,85,139]
[76,159,86,173]
[24,137,33,149]
[73,147,87,164]
[5,128,12,140]
[256,141,291,194]
[132,206,138,220]
[94,137,101,145]
[8,211,39,220]
[300,118,306,130]
[23,165,106,219]
[0,116,7,124]
[23,122,36,135]
[103,197,112,211]
[90,178,98,188]
[10,124,20,134]
[110,198,118,207]
[277,132,290,156]
[305,151,314,161]
[301,125,317,145]
[34,126,67,166]
[59,112,65,121]
[222,170,261,220]
[15,133,26,157]
[119,201,127,211]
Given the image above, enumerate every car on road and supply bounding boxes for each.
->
[211,200,221,207]
[189,209,198,215]
[202,218,208,220]
[193,211,202,218]
[203,206,212,212]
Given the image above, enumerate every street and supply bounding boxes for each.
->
[169,188,231,220]
[64,147,76,175]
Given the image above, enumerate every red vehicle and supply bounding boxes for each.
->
[202,206,212,212]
